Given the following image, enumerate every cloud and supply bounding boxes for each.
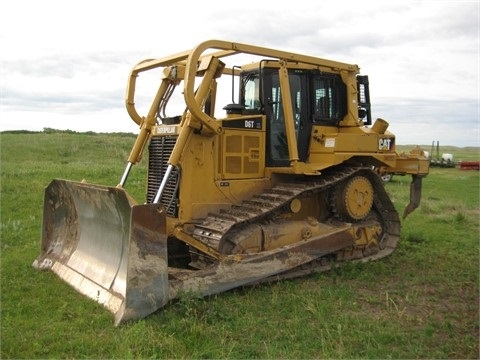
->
[1,52,129,114]
[0,0,478,146]
[375,97,479,146]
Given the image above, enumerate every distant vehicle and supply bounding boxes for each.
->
[430,141,455,168]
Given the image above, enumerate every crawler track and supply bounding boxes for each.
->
[191,165,401,277]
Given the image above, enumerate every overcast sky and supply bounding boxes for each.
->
[1,0,479,146]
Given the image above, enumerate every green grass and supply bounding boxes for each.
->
[1,132,479,359]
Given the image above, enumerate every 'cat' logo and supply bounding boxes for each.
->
[379,138,392,151]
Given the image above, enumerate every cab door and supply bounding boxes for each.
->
[262,69,310,167]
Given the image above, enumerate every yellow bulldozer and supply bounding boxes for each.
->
[33,40,429,325]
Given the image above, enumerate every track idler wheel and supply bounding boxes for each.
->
[334,175,374,221]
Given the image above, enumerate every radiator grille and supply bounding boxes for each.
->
[147,136,179,217]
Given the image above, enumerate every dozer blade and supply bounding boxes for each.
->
[32,179,169,325]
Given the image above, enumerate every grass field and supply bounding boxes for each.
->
[1,131,479,359]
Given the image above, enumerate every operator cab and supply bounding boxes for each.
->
[236,65,371,167]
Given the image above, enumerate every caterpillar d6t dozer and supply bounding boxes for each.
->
[33,40,429,325]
